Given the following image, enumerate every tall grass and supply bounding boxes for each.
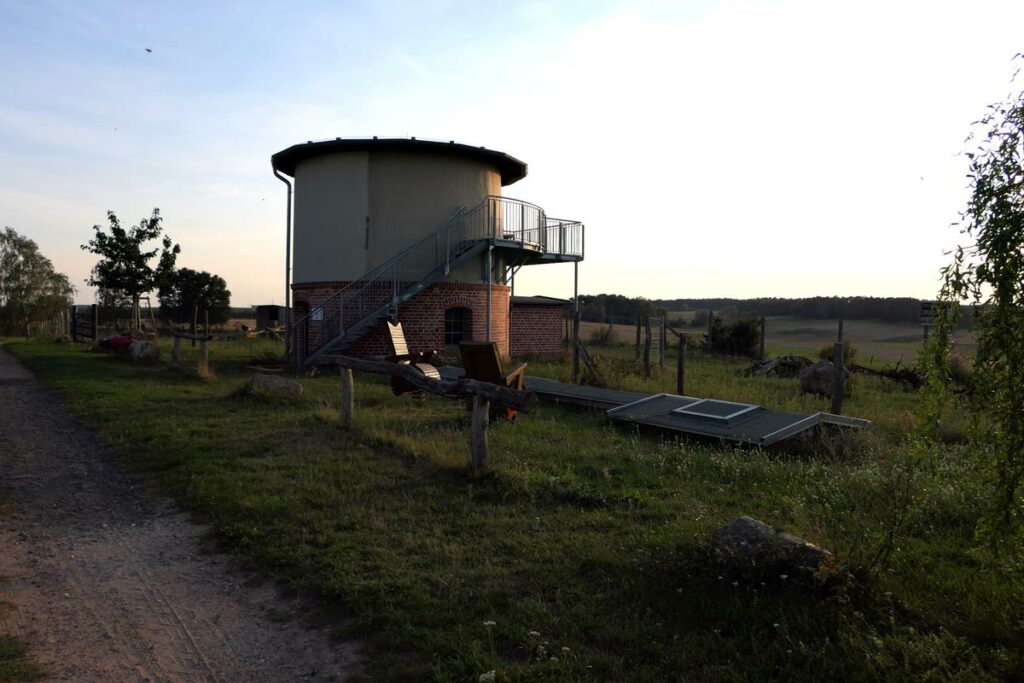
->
[3,338,1020,681]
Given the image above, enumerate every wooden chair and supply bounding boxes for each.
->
[458,341,527,420]
[386,321,439,395]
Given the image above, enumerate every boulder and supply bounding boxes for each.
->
[128,340,161,362]
[714,516,832,577]
[744,355,813,378]
[799,360,849,397]
[244,374,304,398]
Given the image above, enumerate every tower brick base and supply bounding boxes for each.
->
[292,280,510,358]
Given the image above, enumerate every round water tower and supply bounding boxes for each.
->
[272,137,582,361]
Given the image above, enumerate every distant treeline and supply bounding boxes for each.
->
[578,294,974,328]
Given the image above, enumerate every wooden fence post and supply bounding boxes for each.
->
[471,396,489,470]
[706,309,714,352]
[659,317,666,369]
[172,335,182,363]
[677,335,687,395]
[340,368,354,427]
[831,341,844,415]
[607,320,614,346]
[643,316,652,379]
[198,339,209,374]
[759,316,766,361]
[635,319,641,360]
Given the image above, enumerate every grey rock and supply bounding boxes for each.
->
[128,340,160,362]
[244,374,304,398]
[799,360,849,397]
[714,516,831,574]
[745,355,813,378]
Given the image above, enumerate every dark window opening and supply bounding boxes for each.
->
[444,307,471,346]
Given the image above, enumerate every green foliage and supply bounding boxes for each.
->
[586,324,612,346]
[933,65,1024,547]
[577,293,663,323]
[0,227,74,337]
[158,268,232,325]
[81,209,180,329]
[818,341,857,364]
[709,316,761,357]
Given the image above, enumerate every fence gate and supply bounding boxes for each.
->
[70,304,98,342]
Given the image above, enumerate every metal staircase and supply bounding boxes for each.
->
[287,195,583,369]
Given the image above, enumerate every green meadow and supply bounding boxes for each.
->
[3,337,1020,682]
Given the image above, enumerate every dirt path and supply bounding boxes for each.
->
[0,347,362,682]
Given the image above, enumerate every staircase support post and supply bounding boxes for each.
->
[485,245,492,343]
[572,260,580,382]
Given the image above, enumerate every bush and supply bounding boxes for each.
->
[588,325,612,346]
[709,316,761,357]
[818,341,857,364]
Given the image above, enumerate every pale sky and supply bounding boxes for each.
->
[1,0,1021,306]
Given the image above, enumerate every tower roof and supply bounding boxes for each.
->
[271,137,527,185]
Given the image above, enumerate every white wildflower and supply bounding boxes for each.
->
[478,671,496,682]
[482,620,496,627]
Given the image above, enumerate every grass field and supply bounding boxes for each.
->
[2,337,1020,681]
[582,316,975,364]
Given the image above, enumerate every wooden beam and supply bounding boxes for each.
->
[665,322,687,340]
[332,355,533,411]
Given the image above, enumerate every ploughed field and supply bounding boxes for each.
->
[3,336,1019,682]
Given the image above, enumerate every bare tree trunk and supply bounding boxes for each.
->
[132,296,142,335]
[191,305,198,347]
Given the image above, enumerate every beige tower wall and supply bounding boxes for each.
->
[293,153,369,284]
[291,148,502,284]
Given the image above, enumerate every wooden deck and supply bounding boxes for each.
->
[438,365,870,446]
[438,366,643,409]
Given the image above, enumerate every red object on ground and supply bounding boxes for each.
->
[102,335,135,351]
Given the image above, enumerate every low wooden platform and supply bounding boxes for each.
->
[437,366,870,446]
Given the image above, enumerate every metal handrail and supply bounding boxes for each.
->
[289,195,584,366]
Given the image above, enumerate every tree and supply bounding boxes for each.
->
[81,209,180,332]
[0,227,75,337]
[929,63,1024,546]
[157,268,231,333]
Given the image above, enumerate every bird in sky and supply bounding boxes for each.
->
[145,47,152,53]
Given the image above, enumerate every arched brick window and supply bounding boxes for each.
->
[444,307,472,347]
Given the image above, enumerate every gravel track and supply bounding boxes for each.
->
[0,347,362,682]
